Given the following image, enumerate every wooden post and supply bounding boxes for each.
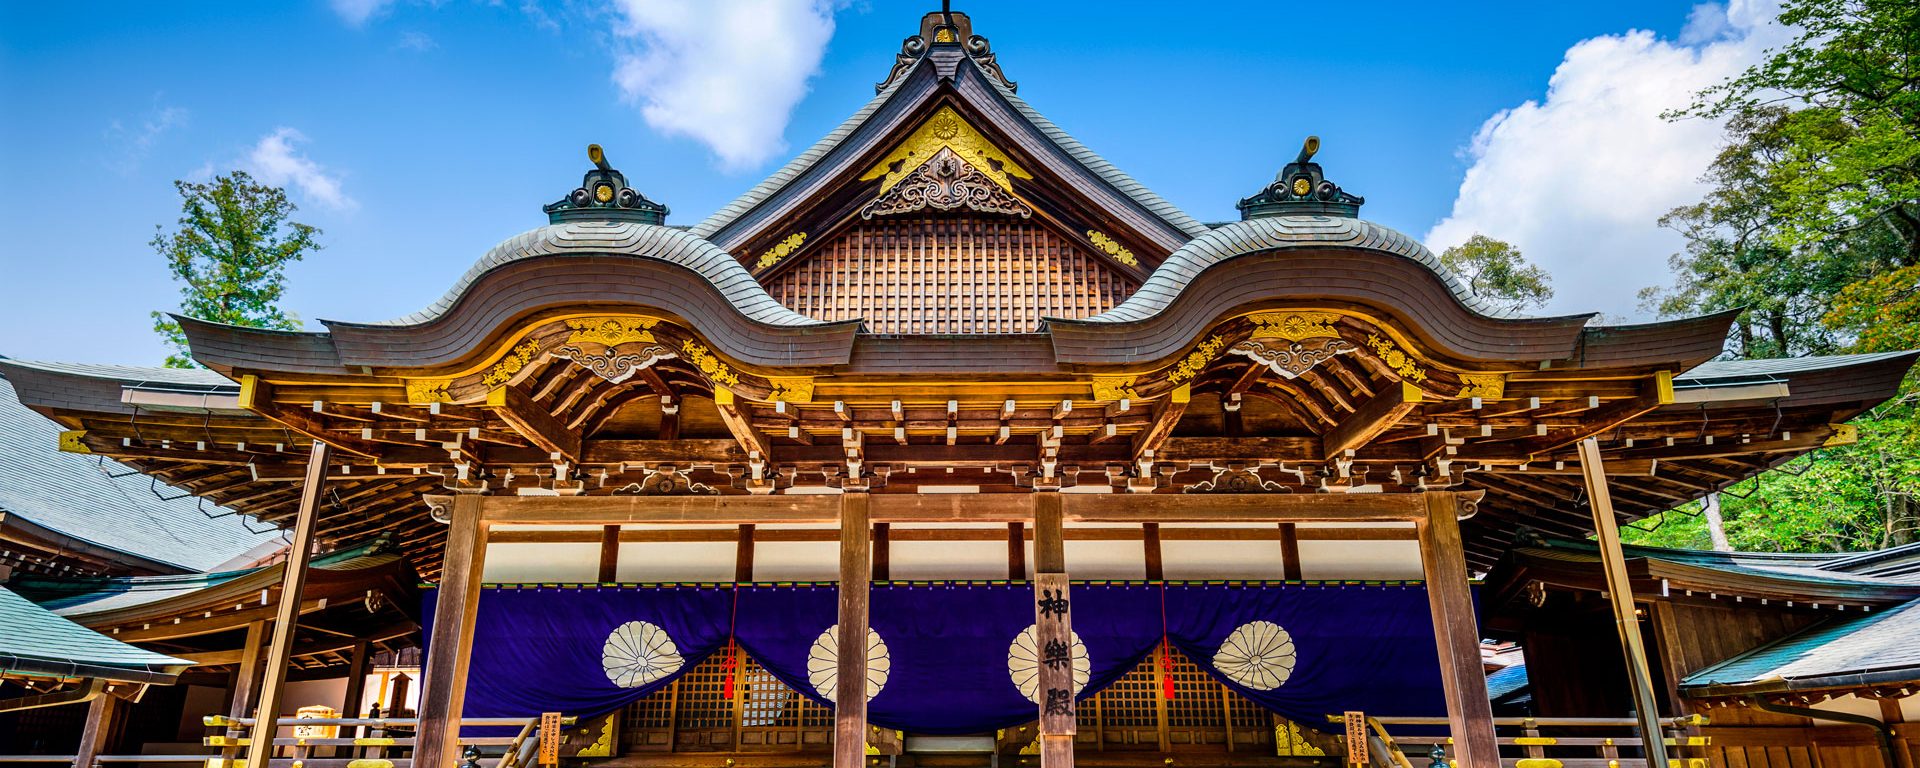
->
[872,522,891,581]
[416,494,491,768]
[835,492,872,768]
[1576,438,1671,768]
[598,525,621,583]
[1033,491,1075,768]
[74,692,118,768]
[243,441,332,768]
[1008,521,1027,580]
[228,620,268,719]
[340,638,373,747]
[735,524,756,583]
[1416,492,1498,768]
[1141,522,1163,581]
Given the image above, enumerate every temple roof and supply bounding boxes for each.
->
[1681,596,1920,696]
[0,585,190,684]
[0,367,274,573]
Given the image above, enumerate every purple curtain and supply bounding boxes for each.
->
[424,582,1451,732]
[734,584,1161,735]
[1162,583,1448,725]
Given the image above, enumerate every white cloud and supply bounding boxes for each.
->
[106,98,188,173]
[330,0,395,26]
[1424,1,1794,319]
[245,128,356,211]
[396,30,438,51]
[609,0,839,170]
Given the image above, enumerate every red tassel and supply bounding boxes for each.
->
[1160,639,1176,700]
[723,639,738,699]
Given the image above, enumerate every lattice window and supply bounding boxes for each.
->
[765,217,1139,334]
[1092,654,1162,728]
[670,653,734,730]
[1164,646,1225,729]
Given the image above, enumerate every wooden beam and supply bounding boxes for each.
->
[75,690,119,768]
[414,494,491,768]
[1131,384,1190,460]
[237,376,381,458]
[834,493,871,768]
[244,441,332,768]
[1417,492,1498,768]
[486,384,581,463]
[1576,438,1671,768]
[598,525,620,583]
[1324,381,1422,460]
[712,388,772,461]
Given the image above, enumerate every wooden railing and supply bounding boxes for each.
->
[1353,715,1713,768]
[191,714,573,768]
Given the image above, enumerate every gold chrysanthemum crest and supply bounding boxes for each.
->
[1168,335,1227,384]
[680,340,740,387]
[1363,333,1426,383]
[1248,312,1342,341]
[565,317,658,346]
[755,233,808,270]
[482,340,543,388]
[1085,230,1139,267]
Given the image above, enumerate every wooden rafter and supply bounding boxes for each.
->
[1323,380,1422,460]
[485,384,581,463]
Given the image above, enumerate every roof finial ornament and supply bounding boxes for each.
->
[1236,135,1365,220]
[875,5,1016,94]
[544,144,669,225]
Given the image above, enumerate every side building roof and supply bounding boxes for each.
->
[1681,596,1920,697]
[0,363,275,573]
[0,585,190,685]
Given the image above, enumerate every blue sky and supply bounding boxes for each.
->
[0,1,1780,365]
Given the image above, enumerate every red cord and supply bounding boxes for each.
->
[723,585,740,699]
[1159,582,1175,700]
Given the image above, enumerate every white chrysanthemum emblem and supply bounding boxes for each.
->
[601,621,683,688]
[1213,620,1296,690]
[807,625,890,702]
[1007,624,1090,703]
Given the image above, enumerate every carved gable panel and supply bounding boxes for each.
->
[766,217,1138,334]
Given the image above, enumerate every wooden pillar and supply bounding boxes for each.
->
[1576,439,1671,768]
[597,525,621,583]
[341,639,372,720]
[243,441,332,768]
[1416,492,1498,768]
[735,524,756,583]
[228,620,268,719]
[1033,491,1075,768]
[1141,522,1163,581]
[1008,522,1027,580]
[835,492,872,768]
[74,691,118,768]
[872,522,891,581]
[416,494,491,768]
[1278,523,1304,581]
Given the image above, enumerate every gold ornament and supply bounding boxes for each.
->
[755,232,808,270]
[1168,335,1227,384]
[1456,373,1506,399]
[482,340,543,388]
[1090,375,1140,401]
[1291,177,1312,196]
[1085,230,1139,267]
[405,379,454,404]
[594,184,614,203]
[565,316,658,346]
[1363,333,1426,383]
[767,377,815,403]
[679,340,740,387]
[1247,311,1342,341]
[57,430,90,454]
[860,106,1031,194]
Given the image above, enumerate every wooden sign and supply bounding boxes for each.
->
[1034,572,1076,736]
[1343,711,1367,767]
[539,711,563,766]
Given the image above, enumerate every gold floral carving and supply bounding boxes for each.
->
[1456,373,1505,399]
[1168,335,1227,384]
[57,430,90,454]
[860,106,1031,194]
[565,316,658,346]
[680,340,740,387]
[1085,230,1139,267]
[755,233,808,270]
[1363,333,1427,383]
[1247,311,1342,342]
[482,340,544,388]
[405,379,453,404]
[1090,375,1139,401]
[767,377,815,403]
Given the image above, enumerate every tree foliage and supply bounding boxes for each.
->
[1627,0,1920,552]
[150,171,320,368]
[1437,235,1554,313]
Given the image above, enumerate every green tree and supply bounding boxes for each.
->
[1671,0,1920,261]
[150,171,320,368]
[1638,108,1885,357]
[1437,235,1554,313]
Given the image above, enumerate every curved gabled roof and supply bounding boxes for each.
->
[348,221,825,329]
[1080,216,1521,324]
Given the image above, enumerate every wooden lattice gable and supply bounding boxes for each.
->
[702,12,1201,287]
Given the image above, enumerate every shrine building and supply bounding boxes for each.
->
[5,9,1920,768]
